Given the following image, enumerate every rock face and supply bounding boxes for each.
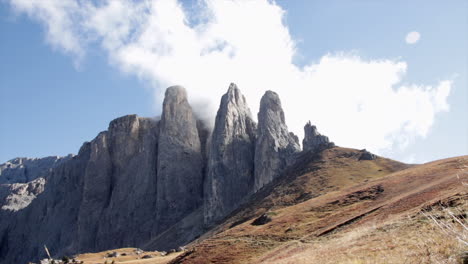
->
[204,84,257,224]
[77,114,160,251]
[254,91,301,191]
[0,177,45,211]
[0,156,72,213]
[359,149,376,160]
[156,86,204,232]
[303,121,334,152]
[0,155,72,184]
[0,84,333,264]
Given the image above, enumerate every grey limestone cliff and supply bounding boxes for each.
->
[303,121,334,153]
[204,83,257,224]
[0,115,162,263]
[0,156,72,212]
[0,155,73,184]
[156,86,204,232]
[0,177,45,211]
[77,114,160,251]
[254,91,301,191]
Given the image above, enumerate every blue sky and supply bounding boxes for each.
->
[0,0,467,164]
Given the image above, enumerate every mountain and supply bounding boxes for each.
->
[0,84,466,264]
[0,84,329,263]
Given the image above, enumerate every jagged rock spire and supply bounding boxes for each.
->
[157,86,204,231]
[204,83,257,224]
[254,90,300,191]
[303,121,334,153]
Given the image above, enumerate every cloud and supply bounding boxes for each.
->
[8,0,85,59]
[405,31,421,44]
[7,0,451,157]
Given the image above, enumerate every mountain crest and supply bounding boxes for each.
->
[303,121,334,152]
[204,84,257,224]
[254,90,301,191]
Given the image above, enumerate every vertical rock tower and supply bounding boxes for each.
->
[204,83,257,224]
[156,86,204,231]
[254,91,301,191]
[303,121,333,152]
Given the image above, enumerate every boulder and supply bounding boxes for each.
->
[251,213,272,226]
[359,149,376,160]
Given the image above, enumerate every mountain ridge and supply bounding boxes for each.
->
[0,83,338,263]
[2,84,464,264]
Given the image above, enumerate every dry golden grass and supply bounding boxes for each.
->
[73,248,181,264]
[254,161,468,264]
[174,152,467,264]
[260,210,467,264]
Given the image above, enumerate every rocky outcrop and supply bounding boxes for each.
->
[0,155,73,184]
[359,149,376,160]
[0,156,72,213]
[156,86,204,232]
[204,84,257,224]
[0,177,45,211]
[254,91,301,191]
[303,121,334,153]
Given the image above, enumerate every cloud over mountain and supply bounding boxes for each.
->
[8,0,452,156]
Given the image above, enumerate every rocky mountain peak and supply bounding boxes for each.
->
[303,121,334,152]
[225,83,244,104]
[254,90,301,191]
[204,84,257,224]
[258,90,286,126]
[157,85,204,231]
[164,85,188,104]
[108,114,139,130]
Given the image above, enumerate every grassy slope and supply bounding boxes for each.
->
[171,148,467,264]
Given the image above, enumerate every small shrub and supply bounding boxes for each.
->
[61,256,70,263]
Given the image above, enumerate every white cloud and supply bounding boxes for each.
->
[405,31,421,44]
[9,0,85,58]
[7,0,451,156]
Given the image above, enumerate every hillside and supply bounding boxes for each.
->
[170,149,466,264]
[68,149,466,264]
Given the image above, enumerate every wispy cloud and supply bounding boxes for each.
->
[7,0,451,156]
